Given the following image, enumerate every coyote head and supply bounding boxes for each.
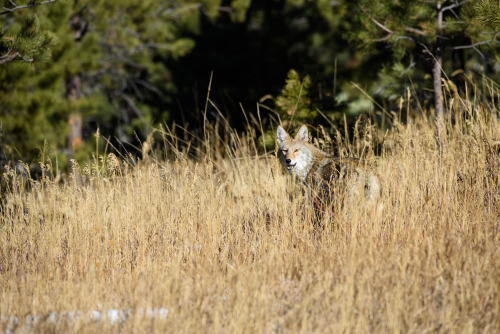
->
[276,125,312,176]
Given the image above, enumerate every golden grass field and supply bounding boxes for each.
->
[1,94,500,333]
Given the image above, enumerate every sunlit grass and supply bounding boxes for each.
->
[1,92,500,333]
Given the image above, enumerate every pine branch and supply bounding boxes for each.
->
[475,0,500,30]
[1,15,56,65]
[359,5,393,34]
[0,50,33,64]
[442,0,469,13]
[0,0,58,15]
[358,5,395,42]
[404,27,428,36]
[452,31,500,50]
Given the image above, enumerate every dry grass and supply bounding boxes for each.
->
[1,99,500,333]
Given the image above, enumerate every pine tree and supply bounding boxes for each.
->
[475,0,500,30]
[344,0,498,121]
[0,2,82,165]
[0,0,58,65]
[275,69,315,127]
[0,0,250,167]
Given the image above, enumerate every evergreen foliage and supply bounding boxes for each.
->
[334,0,499,117]
[0,1,57,65]
[0,0,499,169]
[0,0,250,167]
[475,0,500,30]
[275,69,315,127]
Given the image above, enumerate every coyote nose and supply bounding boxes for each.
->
[285,159,291,164]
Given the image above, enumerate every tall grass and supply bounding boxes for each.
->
[1,89,499,333]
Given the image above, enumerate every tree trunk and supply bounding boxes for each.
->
[432,53,444,119]
[433,0,445,145]
[452,48,466,98]
[66,12,87,153]
[66,75,82,151]
[67,114,82,150]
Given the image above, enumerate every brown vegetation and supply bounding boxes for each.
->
[1,95,500,333]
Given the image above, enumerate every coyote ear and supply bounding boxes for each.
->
[295,125,309,142]
[277,126,289,144]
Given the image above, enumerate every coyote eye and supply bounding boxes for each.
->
[294,149,299,153]
[282,149,288,153]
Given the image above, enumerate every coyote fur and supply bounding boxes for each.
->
[276,125,381,208]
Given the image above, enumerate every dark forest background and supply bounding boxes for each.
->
[1,0,499,170]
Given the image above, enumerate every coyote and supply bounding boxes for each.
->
[276,125,381,208]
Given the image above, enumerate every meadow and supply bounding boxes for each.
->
[1,90,500,333]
